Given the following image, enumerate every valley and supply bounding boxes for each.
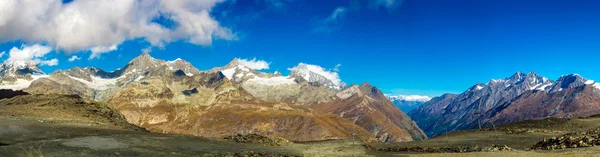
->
[2,54,600,156]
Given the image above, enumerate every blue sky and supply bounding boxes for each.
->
[1,0,599,97]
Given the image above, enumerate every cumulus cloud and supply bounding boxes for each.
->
[89,45,118,59]
[289,63,342,86]
[3,44,59,66]
[37,58,59,66]
[0,0,236,55]
[0,51,5,58]
[68,56,81,62]
[237,58,270,70]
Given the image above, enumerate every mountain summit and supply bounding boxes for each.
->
[289,63,343,89]
[0,61,48,90]
[0,61,44,77]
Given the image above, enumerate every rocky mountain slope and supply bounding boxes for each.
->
[485,74,600,125]
[409,72,600,137]
[314,84,427,143]
[13,53,426,143]
[0,91,145,131]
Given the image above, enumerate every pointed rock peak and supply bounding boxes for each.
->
[556,74,589,89]
[521,71,552,85]
[526,71,540,78]
[130,52,158,64]
[224,58,241,68]
[359,82,373,88]
[125,52,164,70]
[508,71,526,81]
[358,82,385,98]
[139,51,152,58]
[469,82,486,91]
[558,74,585,81]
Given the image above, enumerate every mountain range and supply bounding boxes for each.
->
[386,95,431,112]
[409,71,600,137]
[4,53,600,144]
[0,52,426,144]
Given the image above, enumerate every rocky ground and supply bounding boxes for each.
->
[533,128,600,150]
[5,92,600,156]
[6,113,600,157]
[372,115,600,156]
[0,116,380,157]
[224,133,293,147]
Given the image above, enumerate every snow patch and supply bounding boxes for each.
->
[538,84,552,90]
[245,76,296,86]
[68,75,118,90]
[530,83,542,90]
[134,75,145,81]
[168,58,182,63]
[476,85,483,90]
[585,80,595,85]
[221,68,236,80]
[594,83,600,90]
[0,75,49,90]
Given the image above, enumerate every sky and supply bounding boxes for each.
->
[0,0,599,97]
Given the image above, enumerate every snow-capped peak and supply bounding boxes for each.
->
[386,94,432,102]
[0,61,45,77]
[289,63,342,89]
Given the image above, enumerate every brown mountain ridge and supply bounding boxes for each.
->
[17,53,426,143]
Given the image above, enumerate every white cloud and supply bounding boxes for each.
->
[89,45,118,59]
[333,63,342,72]
[142,47,153,54]
[386,95,432,102]
[68,56,81,62]
[3,44,58,66]
[314,6,348,33]
[237,58,270,70]
[263,0,294,9]
[37,58,59,66]
[314,0,403,32]
[289,63,342,86]
[370,0,403,10]
[0,51,5,58]
[0,0,235,54]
